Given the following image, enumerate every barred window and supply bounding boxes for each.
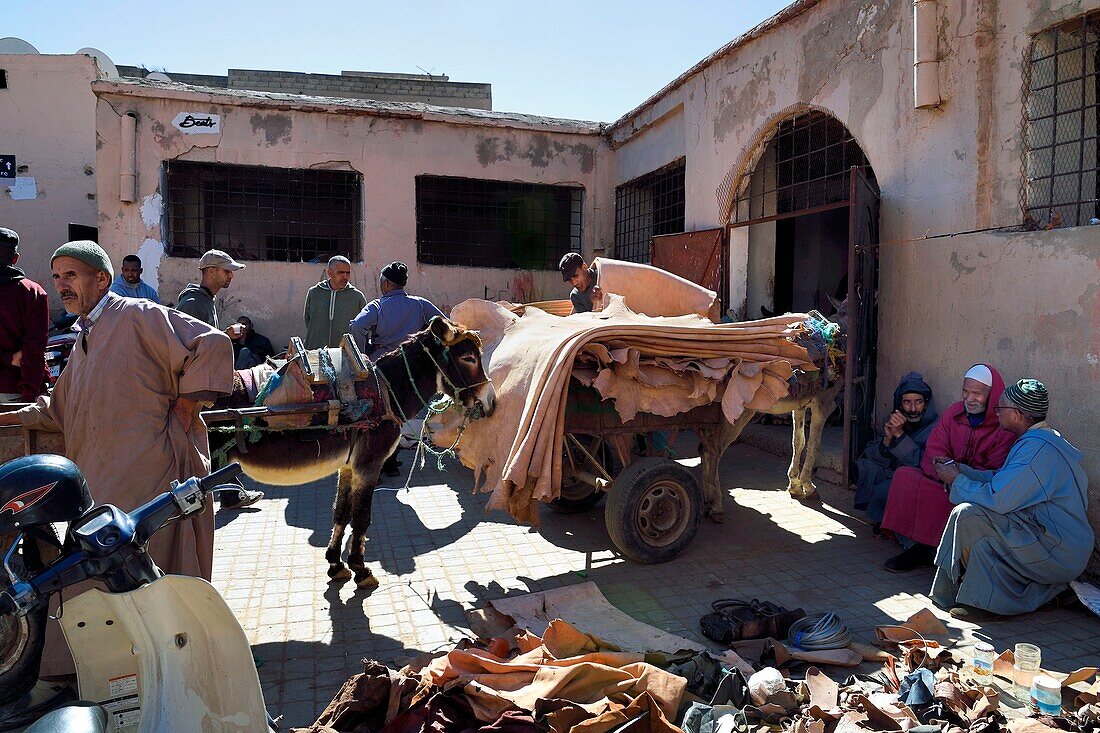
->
[165,160,361,262]
[733,111,874,224]
[1023,13,1099,228]
[415,176,582,270]
[614,159,686,263]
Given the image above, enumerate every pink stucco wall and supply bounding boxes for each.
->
[92,81,612,347]
[0,54,100,295]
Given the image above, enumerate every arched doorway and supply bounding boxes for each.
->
[727,109,880,486]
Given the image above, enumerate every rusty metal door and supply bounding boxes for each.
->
[650,228,727,310]
[842,168,881,488]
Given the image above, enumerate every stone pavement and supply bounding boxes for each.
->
[212,439,1100,729]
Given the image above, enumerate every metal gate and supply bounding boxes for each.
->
[650,228,728,311]
[842,168,881,488]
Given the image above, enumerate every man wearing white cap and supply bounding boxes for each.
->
[879,363,1016,573]
[176,249,264,510]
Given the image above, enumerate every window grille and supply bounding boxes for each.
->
[733,112,875,223]
[1022,12,1099,228]
[164,160,361,262]
[415,176,583,270]
[614,159,686,263]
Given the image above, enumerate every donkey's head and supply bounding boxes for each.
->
[425,316,496,416]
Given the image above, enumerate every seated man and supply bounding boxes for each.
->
[854,372,937,526]
[880,364,1016,572]
[930,379,1092,620]
[232,316,275,369]
[558,252,600,314]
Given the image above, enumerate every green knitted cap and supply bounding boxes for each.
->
[52,240,114,279]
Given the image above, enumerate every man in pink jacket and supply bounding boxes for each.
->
[880,364,1016,572]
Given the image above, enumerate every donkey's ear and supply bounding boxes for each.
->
[429,316,461,345]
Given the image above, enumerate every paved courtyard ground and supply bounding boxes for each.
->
[212,436,1100,729]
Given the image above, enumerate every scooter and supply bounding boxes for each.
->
[0,456,277,732]
[44,312,79,387]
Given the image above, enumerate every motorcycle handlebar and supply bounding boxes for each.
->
[198,463,244,493]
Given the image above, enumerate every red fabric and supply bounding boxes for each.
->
[880,364,1016,546]
[0,273,50,401]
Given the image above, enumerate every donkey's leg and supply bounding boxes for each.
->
[788,408,807,494]
[698,411,753,521]
[797,395,834,498]
[347,483,380,591]
[346,430,396,591]
[325,466,354,581]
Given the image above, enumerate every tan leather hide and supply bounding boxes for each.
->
[593,257,721,321]
[435,296,815,524]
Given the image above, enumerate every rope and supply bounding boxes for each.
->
[786,612,851,651]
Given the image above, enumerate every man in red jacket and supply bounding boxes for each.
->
[0,227,49,402]
[879,363,1016,572]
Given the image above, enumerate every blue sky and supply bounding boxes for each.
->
[4,0,790,122]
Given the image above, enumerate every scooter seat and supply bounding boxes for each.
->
[24,702,107,733]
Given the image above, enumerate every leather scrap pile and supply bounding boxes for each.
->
[433,274,819,524]
[293,608,1100,733]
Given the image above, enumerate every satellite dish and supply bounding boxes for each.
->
[0,37,40,54]
[146,71,172,82]
[77,47,119,79]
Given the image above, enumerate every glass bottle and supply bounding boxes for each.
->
[1013,643,1042,703]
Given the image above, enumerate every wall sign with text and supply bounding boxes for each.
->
[0,155,14,179]
[171,112,221,134]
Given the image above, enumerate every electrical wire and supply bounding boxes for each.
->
[787,612,852,651]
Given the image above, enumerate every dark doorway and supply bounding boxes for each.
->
[730,111,880,489]
[772,207,848,315]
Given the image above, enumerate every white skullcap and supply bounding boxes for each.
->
[964,364,993,387]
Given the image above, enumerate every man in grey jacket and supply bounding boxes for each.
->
[303,256,366,349]
[175,249,264,510]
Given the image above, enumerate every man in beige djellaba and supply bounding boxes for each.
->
[0,240,234,677]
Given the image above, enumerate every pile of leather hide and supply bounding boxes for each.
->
[432,295,817,525]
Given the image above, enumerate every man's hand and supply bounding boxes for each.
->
[171,397,198,434]
[932,458,961,486]
[10,351,21,368]
[882,410,905,441]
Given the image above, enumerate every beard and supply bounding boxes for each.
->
[903,410,924,423]
[964,401,985,414]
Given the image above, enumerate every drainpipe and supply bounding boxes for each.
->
[914,0,941,108]
[120,112,138,202]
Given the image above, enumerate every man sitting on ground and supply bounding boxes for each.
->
[558,252,600,314]
[879,364,1016,572]
[109,254,160,303]
[854,372,937,527]
[931,379,1092,620]
[232,316,275,369]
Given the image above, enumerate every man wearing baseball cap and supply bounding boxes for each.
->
[175,249,263,510]
[175,249,246,331]
[0,227,49,402]
[558,252,600,314]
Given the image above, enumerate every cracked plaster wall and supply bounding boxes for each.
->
[0,54,100,293]
[611,0,1100,556]
[94,92,610,349]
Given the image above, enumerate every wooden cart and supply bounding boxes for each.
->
[554,384,748,564]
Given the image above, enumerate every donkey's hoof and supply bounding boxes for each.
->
[328,564,352,581]
[354,573,380,591]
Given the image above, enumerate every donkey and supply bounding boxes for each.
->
[215,317,495,590]
[698,302,846,517]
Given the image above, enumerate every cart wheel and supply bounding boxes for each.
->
[549,480,605,514]
[605,457,701,564]
[550,435,614,514]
